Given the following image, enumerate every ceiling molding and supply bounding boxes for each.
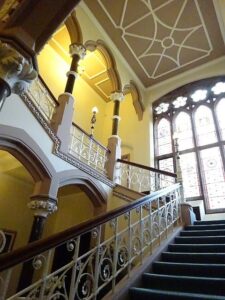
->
[146,55,225,94]
[213,0,225,45]
[79,1,145,90]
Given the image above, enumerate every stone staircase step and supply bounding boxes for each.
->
[194,220,225,225]
[175,236,225,244]
[161,252,225,264]
[153,261,225,277]
[130,287,225,300]
[180,229,225,236]
[168,243,225,253]
[142,273,225,296]
[185,224,225,230]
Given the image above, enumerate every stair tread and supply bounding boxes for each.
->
[154,261,225,267]
[130,287,225,299]
[185,224,225,230]
[194,220,225,225]
[180,229,225,236]
[143,273,225,281]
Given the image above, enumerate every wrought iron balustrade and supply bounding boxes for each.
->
[69,123,109,174]
[0,184,181,300]
[116,159,177,194]
[26,76,58,122]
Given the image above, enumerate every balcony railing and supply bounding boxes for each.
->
[116,159,177,194]
[26,76,58,122]
[69,123,109,174]
[0,183,181,300]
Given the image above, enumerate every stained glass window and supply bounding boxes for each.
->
[175,112,194,151]
[180,153,200,198]
[154,77,225,213]
[216,98,225,140]
[157,118,172,155]
[200,147,225,209]
[194,106,217,146]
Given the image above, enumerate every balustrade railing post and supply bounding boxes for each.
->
[51,44,86,153]
[112,218,119,293]
[69,237,80,300]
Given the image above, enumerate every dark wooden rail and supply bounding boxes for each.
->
[117,159,177,178]
[0,183,180,272]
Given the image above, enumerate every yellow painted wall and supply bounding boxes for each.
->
[38,45,112,147]
[43,186,95,237]
[119,94,151,165]
[0,173,34,250]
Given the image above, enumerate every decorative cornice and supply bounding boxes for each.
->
[69,43,86,59]
[20,92,115,188]
[110,92,124,102]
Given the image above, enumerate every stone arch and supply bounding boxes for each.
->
[51,169,108,209]
[0,125,55,195]
[123,80,145,121]
[65,11,83,44]
[85,39,122,94]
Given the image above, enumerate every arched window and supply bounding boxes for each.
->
[194,105,217,146]
[156,118,172,156]
[153,77,225,213]
[216,98,225,140]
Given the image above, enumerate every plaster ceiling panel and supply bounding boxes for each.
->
[84,0,225,88]
[122,0,150,27]
[96,79,113,99]
[83,54,106,79]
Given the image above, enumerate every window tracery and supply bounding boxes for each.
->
[153,76,225,213]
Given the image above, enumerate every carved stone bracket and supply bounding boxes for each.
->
[28,196,57,218]
[110,91,124,102]
[69,43,86,59]
[0,40,37,95]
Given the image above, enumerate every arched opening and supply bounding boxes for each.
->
[0,150,34,251]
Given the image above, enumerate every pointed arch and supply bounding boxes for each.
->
[51,169,108,207]
[123,80,144,120]
[84,39,122,96]
[65,12,83,44]
[0,125,55,195]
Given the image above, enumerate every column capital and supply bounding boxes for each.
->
[69,43,86,59]
[28,195,57,218]
[0,40,37,95]
[110,91,124,102]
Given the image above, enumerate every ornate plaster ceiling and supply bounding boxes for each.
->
[84,0,225,88]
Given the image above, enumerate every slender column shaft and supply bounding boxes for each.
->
[64,54,80,94]
[112,100,120,135]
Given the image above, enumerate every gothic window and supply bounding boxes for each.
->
[153,76,225,213]
[156,118,172,156]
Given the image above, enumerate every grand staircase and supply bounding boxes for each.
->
[130,220,225,300]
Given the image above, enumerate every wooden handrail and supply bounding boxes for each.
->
[0,183,180,271]
[117,159,177,178]
[72,122,110,152]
